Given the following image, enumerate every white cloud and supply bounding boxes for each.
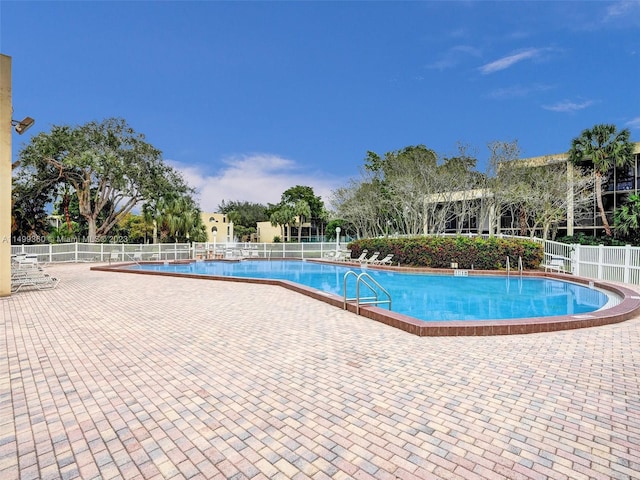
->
[426,45,482,71]
[479,48,542,74]
[542,99,594,113]
[169,154,342,212]
[605,0,640,20]
[626,116,640,129]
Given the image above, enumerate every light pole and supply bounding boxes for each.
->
[335,226,341,253]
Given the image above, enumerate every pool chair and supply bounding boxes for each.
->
[126,252,143,263]
[11,262,59,293]
[542,255,567,273]
[362,252,380,264]
[11,272,59,293]
[351,249,369,263]
[334,250,351,262]
[373,254,394,265]
[11,254,41,270]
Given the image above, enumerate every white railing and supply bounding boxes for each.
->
[191,242,341,260]
[10,243,192,263]
[10,237,640,285]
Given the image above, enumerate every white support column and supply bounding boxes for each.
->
[0,55,12,296]
[566,161,575,236]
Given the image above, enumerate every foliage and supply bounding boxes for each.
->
[293,199,311,243]
[279,185,325,220]
[47,222,81,244]
[269,205,295,241]
[568,124,634,236]
[115,213,154,244]
[152,195,207,243]
[334,144,487,238]
[10,179,51,243]
[554,233,627,246]
[17,117,192,242]
[347,236,544,270]
[613,193,640,244]
[494,157,594,239]
[325,219,353,241]
[267,185,326,242]
[217,200,268,228]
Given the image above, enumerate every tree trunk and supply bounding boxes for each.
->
[62,193,72,231]
[87,217,97,243]
[595,172,612,236]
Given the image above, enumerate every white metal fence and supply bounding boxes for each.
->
[10,237,640,285]
[10,243,193,263]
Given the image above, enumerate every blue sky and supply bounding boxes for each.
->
[2,1,639,212]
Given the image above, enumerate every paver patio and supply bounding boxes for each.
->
[1,263,639,479]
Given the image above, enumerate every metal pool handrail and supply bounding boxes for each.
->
[343,271,392,314]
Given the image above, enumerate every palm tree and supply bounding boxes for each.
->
[568,124,634,236]
[614,193,640,239]
[293,200,311,243]
[269,206,295,242]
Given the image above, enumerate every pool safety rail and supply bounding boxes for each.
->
[506,256,524,277]
[343,271,392,314]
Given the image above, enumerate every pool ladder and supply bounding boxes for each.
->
[506,256,523,277]
[343,271,392,314]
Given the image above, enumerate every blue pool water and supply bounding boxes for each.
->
[128,260,610,322]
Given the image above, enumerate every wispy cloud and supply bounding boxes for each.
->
[626,116,640,129]
[542,99,595,113]
[605,0,640,20]
[487,83,554,100]
[426,45,482,71]
[169,154,340,212]
[479,48,543,74]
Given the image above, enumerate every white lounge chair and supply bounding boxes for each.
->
[351,249,369,263]
[542,255,566,273]
[372,254,394,265]
[362,252,380,264]
[12,254,41,270]
[12,272,59,292]
[127,252,143,262]
[11,260,59,292]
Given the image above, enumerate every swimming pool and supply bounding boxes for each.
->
[127,260,611,322]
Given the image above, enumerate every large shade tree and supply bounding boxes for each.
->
[17,118,192,242]
[217,200,268,241]
[568,124,634,236]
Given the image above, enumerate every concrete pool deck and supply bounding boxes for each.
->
[1,262,639,479]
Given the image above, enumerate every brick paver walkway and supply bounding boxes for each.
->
[1,263,639,479]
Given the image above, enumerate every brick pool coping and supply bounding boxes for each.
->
[91,259,640,336]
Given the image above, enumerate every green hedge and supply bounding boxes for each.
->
[347,236,544,270]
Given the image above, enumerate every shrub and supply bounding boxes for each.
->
[348,235,544,270]
[555,233,627,246]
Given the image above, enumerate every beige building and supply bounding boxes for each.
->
[256,217,315,243]
[200,213,234,244]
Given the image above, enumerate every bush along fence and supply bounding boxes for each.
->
[347,236,544,270]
